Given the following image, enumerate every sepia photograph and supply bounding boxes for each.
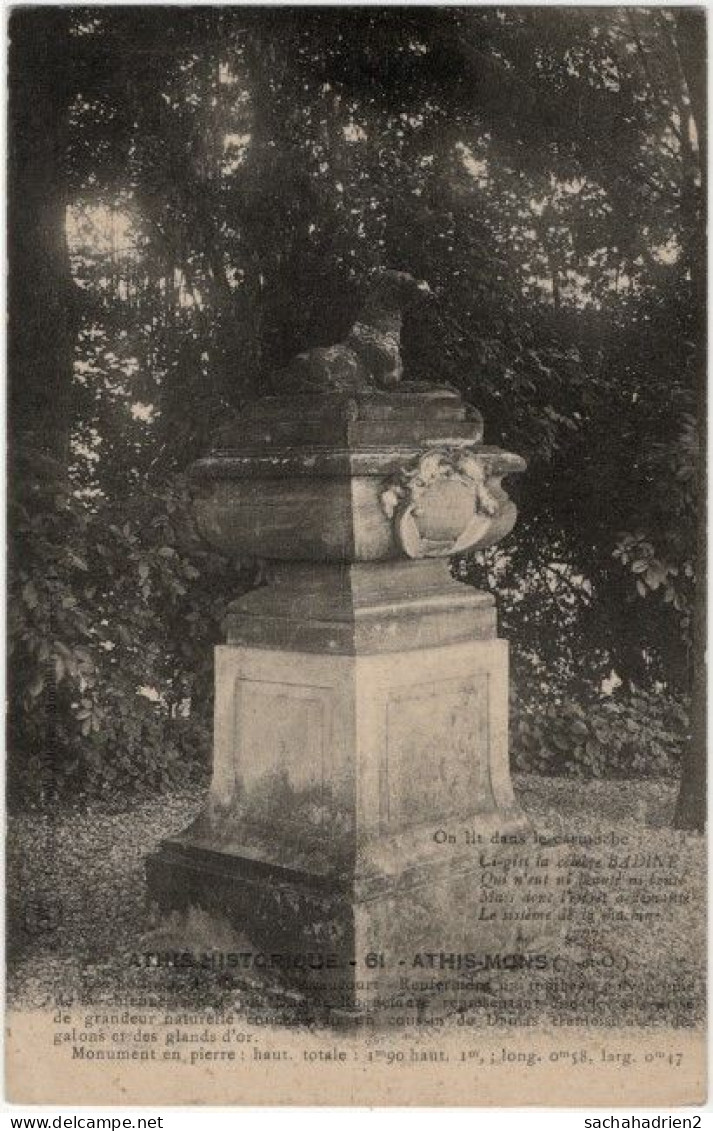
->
[5,3,707,1107]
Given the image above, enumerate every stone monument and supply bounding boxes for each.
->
[147,271,529,1009]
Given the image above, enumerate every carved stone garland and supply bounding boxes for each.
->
[380,448,501,559]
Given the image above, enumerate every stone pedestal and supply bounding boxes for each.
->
[146,386,529,1008]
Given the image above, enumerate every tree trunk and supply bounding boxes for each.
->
[672,9,706,832]
[8,8,79,478]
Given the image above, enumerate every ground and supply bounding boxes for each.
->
[6,776,705,1030]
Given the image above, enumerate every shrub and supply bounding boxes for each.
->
[8,458,254,808]
[511,684,688,779]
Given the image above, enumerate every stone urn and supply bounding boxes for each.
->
[191,386,522,563]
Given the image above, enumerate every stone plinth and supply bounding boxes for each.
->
[146,385,529,1008]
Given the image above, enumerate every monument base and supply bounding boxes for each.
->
[146,812,538,1011]
[146,626,533,1010]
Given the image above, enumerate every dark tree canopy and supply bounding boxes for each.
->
[8,7,705,826]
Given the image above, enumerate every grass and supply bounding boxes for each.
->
[6,776,705,1030]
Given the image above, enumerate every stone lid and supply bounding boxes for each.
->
[237,385,466,423]
[203,384,484,457]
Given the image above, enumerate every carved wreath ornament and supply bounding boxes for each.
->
[379,448,500,559]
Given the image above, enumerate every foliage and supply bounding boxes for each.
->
[8,456,255,806]
[8,8,703,803]
[511,685,689,780]
[612,410,698,643]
